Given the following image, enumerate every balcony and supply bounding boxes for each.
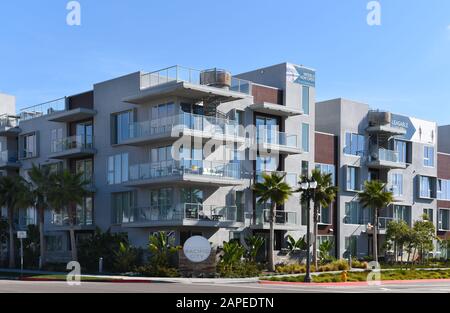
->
[47,107,97,123]
[125,160,244,188]
[49,135,97,159]
[0,151,21,169]
[117,112,244,146]
[367,148,407,169]
[123,66,252,105]
[256,171,299,188]
[49,211,94,231]
[249,102,303,117]
[19,98,66,121]
[123,203,242,228]
[366,111,407,135]
[254,128,302,155]
[0,115,21,136]
[251,207,300,230]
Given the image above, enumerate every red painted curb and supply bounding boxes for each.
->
[19,277,155,283]
[260,279,450,287]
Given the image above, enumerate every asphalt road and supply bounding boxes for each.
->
[0,280,449,293]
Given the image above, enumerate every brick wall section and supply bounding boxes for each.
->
[252,84,283,105]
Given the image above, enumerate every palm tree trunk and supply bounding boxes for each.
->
[268,203,275,272]
[69,227,77,261]
[373,208,378,263]
[312,204,319,268]
[8,209,15,268]
[39,207,45,269]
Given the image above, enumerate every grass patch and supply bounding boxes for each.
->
[265,269,450,283]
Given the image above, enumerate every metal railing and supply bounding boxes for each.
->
[0,115,20,129]
[256,171,299,188]
[255,207,298,226]
[126,203,238,224]
[0,150,19,164]
[19,97,67,121]
[51,135,94,153]
[140,65,252,95]
[121,112,241,143]
[257,127,300,149]
[51,210,93,227]
[129,159,242,182]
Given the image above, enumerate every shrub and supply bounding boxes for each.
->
[351,258,369,269]
[318,259,350,272]
[113,242,143,273]
[135,264,180,277]
[276,264,306,274]
[217,261,261,278]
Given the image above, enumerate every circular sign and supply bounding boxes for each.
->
[183,236,212,263]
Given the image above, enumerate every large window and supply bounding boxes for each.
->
[21,133,37,158]
[345,202,373,225]
[395,140,407,163]
[390,173,403,197]
[302,86,310,115]
[113,111,133,144]
[112,192,136,224]
[344,133,365,156]
[419,176,434,199]
[302,123,310,152]
[423,208,434,222]
[151,188,174,219]
[346,166,359,191]
[319,206,331,225]
[76,159,93,184]
[437,179,450,200]
[315,163,336,185]
[438,209,450,231]
[107,153,129,185]
[150,102,175,133]
[393,205,411,226]
[424,146,435,167]
[76,196,93,226]
[76,122,93,148]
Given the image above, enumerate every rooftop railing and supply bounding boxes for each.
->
[140,65,252,95]
[19,97,66,121]
[0,114,20,129]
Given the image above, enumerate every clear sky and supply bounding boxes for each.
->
[0,0,449,124]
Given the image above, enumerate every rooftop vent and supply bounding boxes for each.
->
[200,68,232,89]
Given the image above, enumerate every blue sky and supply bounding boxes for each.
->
[0,0,449,124]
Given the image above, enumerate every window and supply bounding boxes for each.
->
[150,102,175,134]
[113,111,133,144]
[301,161,309,178]
[423,208,433,222]
[345,202,373,225]
[395,140,407,163]
[419,176,434,199]
[76,196,93,226]
[302,123,310,152]
[345,236,357,257]
[424,146,435,167]
[76,159,93,184]
[107,153,129,185]
[393,205,411,226]
[112,192,136,224]
[315,163,336,185]
[21,133,37,158]
[390,173,403,197]
[346,166,359,191]
[437,179,450,200]
[51,128,63,153]
[152,188,174,220]
[235,191,245,223]
[438,209,450,231]
[302,86,310,115]
[319,206,331,225]
[76,122,93,148]
[344,133,365,156]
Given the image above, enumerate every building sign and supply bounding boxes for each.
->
[286,64,316,87]
[391,114,436,145]
[183,236,212,263]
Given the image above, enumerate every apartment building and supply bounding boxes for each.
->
[316,98,439,259]
[1,63,318,262]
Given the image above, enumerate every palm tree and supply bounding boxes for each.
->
[253,172,292,272]
[0,176,32,268]
[358,180,394,263]
[28,164,56,269]
[307,169,338,268]
[48,170,89,262]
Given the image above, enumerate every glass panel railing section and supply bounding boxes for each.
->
[370,148,400,163]
[129,160,242,182]
[131,206,183,223]
[140,65,252,95]
[0,115,19,129]
[256,171,299,188]
[19,97,66,121]
[255,208,298,226]
[0,150,19,163]
[51,135,94,153]
[183,203,238,222]
[257,128,300,149]
[51,210,93,227]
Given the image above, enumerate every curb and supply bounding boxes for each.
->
[259,278,450,287]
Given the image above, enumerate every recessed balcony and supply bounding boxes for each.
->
[367,148,407,169]
[122,203,242,228]
[123,66,252,105]
[251,208,300,231]
[125,160,245,188]
[253,128,302,155]
[117,112,245,146]
[0,151,21,169]
[0,115,21,137]
[49,135,97,159]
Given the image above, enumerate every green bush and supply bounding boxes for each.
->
[135,264,180,277]
[217,261,261,278]
[113,242,143,273]
[317,259,350,272]
[351,259,369,269]
[276,264,306,274]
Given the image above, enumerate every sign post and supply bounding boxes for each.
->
[17,231,27,277]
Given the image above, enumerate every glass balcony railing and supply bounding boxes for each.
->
[255,206,298,227]
[19,97,66,121]
[51,210,93,227]
[257,128,300,149]
[256,171,299,188]
[51,135,94,153]
[378,217,395,230]
[120,112,241,143]
[0,150,19,164]
[140,65,252,95]
[0,115,19,129]
[129,160,242,182]
[370,148,401,163]
[126,203,238,224]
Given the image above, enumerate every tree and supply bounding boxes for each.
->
[385,220,409,263]
[28,164,56,268]
[245,235,265,262]
[358,180,394,263]
[148,232,181,269]
[48,170,89,262]
[253,172,292,272]
[0,176,32,268]
[413,215,437,264]
[307,169,338,268]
